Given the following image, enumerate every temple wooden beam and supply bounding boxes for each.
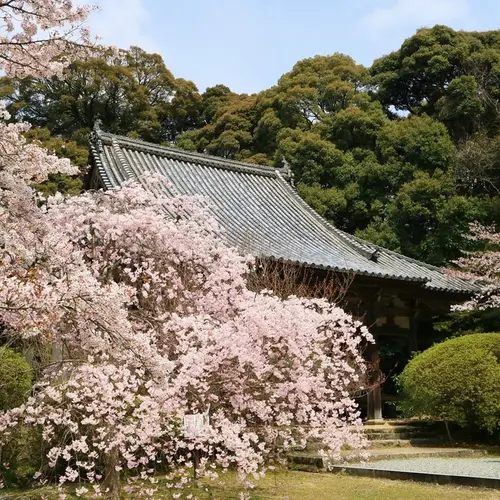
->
[366,340,383,422]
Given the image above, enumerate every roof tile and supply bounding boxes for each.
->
[89,128,478,294]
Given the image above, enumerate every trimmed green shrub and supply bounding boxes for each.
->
[0,347,32,410]
[0,426,43,489]
[0,348,37,488]
[398,333,500,435]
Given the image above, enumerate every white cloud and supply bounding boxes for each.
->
[359,0,470,38]
[88,0,160,53]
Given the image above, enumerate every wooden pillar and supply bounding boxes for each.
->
[409,298,420,353]
[366,339,383,422]
[363,297,384,422]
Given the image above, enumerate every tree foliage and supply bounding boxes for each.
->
[398,333,500,435]
[0,348,32,411]
[0,5,371,497]
[3,25,500,266]
[371,25,500,136]
[451,223,500,312]
[1,174,372,495]
[1,46,202,145]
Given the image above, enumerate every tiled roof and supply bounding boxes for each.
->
[89,126,478,294]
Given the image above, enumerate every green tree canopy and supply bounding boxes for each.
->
[376,115,454,173]
[385,171,479,264]
[398,333,500,436]
[372,25,500,138]
[3,27,499,266]
[1,46,203,145]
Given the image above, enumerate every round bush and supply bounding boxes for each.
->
[398,333,500,435]
[0,347,32,411]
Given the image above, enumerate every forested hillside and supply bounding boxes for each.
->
[2,25,500,266]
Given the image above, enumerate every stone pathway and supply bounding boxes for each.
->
[329,457,500,489]
[345,457,500,479]
[288,446,486,471]
[363,446,487,460]
[288,421,497,488]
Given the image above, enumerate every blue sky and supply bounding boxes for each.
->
[90,0,500,94]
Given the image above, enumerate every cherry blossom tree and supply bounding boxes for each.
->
[2,179,371,497]
[0,0,95,78]
[0,1,142,496]
[0,2,372,498]
[452,223,500,311]
[0,0,106,357]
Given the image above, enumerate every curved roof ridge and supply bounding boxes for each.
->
[90,125,114,189]
[93,126,287,179]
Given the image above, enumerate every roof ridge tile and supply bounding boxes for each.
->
[94,127,287,179]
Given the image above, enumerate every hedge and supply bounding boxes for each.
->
[398,333,500,435]
[0,347,32,411]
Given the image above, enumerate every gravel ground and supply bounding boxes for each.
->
[348,457,500,479]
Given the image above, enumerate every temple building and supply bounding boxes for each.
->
[88,124,477,421]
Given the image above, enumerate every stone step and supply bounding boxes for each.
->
[364,423,443,432]
[368,438,445,448]
[290,421,448,454]
[366,448,487,461]
[365,419,440,428]
[291,436,445,454]
[362,421,446,445]
[364,426,423,433]
[288,448,487,471]
[365,431,437,440]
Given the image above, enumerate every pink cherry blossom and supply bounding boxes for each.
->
[449,223,500,311]
[0,2,372,497]
[0,0,96,78]
[1,171,372,495]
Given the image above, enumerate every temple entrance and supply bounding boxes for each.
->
[378,335,411,418]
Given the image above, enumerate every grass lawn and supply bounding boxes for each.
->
[3,470,499,499]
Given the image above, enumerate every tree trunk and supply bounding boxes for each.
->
[444,421,453,444]
[104,448,121,499]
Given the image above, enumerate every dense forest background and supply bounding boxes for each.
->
[2,24,500,268]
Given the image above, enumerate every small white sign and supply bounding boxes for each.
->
[183,414,209,438]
